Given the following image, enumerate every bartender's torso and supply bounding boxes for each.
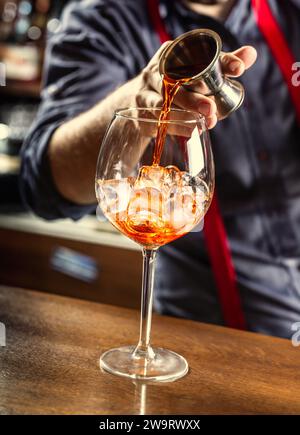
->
[22,0,300,337]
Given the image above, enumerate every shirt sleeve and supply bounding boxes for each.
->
[20,0,130,220]
[291,0,300,8]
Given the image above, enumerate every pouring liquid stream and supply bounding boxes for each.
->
[152,76,186,166]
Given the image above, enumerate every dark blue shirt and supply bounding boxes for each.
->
[20,0,300,338]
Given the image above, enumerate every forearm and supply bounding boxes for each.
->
[48,75,141,205]
[47,41,255,207]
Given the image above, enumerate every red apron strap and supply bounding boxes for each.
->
[252,0,300,122]
[204,196,246,329]
[148,0,171,44]
[147,0,247,330]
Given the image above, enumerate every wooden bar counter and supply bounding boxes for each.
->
[0,286,300,415]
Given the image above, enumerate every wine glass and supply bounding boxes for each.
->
[95,108,214,382]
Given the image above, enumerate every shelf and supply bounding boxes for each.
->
[0,212,139,251]
[0,80,41,99]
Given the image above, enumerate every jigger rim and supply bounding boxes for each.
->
[158,28,222,84]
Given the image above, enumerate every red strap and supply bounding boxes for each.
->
[147,0,247,329]
[148,0,171,44]
[252,0,300,122]
[204,195,246,329]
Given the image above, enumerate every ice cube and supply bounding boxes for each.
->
[180,171,192,187]
[163,165,182,193]
[177,173,209,203]
[135,165,168,190]
[127,187,165,228]
[165,185,205,230]
[97,178,133,214]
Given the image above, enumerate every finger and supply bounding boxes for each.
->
[146,67,163,94]
[144,42,173,93]
[206,114,218,130]
[221,46,257,77]
[232,46,258,69]
[136,89,163,109]
[173,87,217,117]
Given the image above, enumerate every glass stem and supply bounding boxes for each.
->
[133,248,157,360]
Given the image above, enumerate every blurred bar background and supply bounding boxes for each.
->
[0,0,141,308]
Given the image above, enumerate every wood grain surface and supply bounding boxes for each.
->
[0,286,300,415]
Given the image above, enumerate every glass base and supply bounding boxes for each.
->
[100,345,188,382]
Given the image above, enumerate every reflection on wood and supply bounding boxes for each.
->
[1,286,300,415]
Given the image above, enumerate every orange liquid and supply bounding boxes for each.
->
[97,75,208,248]
[106,183,210,249]
[97,166,210,249]
[110,212,192,248]
[152,76,188,165]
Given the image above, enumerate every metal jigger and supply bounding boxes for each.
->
[159,29,245,120]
